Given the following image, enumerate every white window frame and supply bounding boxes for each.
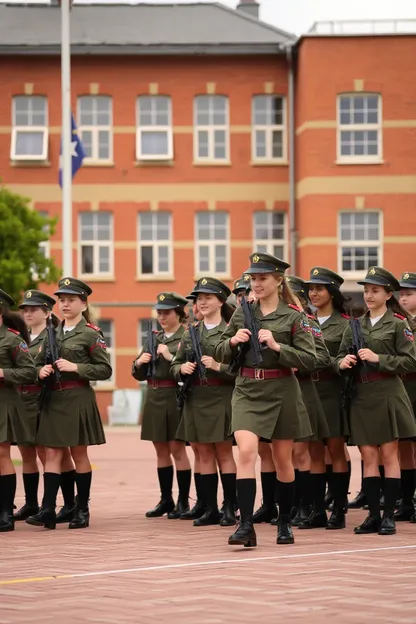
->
[97,319,115,387]
[38,210,50,260]
[337,210,383,280]
[77,95,113,164]
[194,95,230,163]
[11,96,48,161]
[337,93,382,164]
[252,211,288,261]
[137,212,173,279]
[78,212,114,279]
[138,318,159,350]
[136,96,173,161]
[251,95,287,162]
[195,211,230,277]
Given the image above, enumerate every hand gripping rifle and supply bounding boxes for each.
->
[146,321,158,380]
[39,316,61,409]
[229,298,265,373]
[176,318,207,411]
[342,316,366,415]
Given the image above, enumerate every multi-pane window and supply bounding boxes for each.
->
[11,95,48,160]
[194,95,229,162]
[78,96,112,162]
[196,212,229,275]
[252,95,286,161]
[79,212,113,277]
[253,212,287,260]
[136,96,173,160]
[138,319,159,349]
[97,320,114,384]
[339,212,382,274]
[338,94,382,161]
[137,212,172,277]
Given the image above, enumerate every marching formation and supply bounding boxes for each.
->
[0,253,416,549]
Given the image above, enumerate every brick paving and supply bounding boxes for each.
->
[2,429,415,624]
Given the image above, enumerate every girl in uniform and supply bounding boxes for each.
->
[302,267,351,530]
[336,267,416,535]
[27,277,112,530]
[171,277,237,528]
[215,253,315,547]
[14,290,77,523]
[132,292,192,519]
[0,288,36,532]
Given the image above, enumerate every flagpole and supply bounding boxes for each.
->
[61,0,72,276]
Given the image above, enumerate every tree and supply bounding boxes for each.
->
[0,184,61,305]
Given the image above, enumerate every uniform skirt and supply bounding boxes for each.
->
[350,377,416,446]
[0,387,34,445]
[297,376,330,442]
[314,377,349,438]
[176,385,233,444]
[141,387,182,443]
[19,390,41,444]
[231,375,312,441]
[36,386,106,447]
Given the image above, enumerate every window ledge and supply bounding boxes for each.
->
[250,160,289,167]
[336,158,384,166]
[135,159,174,167]
[82,161,115,168]
[11,159,51,167]
[193,161,231,167]
[136,275,175,282]
[78,276,115,282]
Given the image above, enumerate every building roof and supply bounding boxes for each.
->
[0,2,295,55]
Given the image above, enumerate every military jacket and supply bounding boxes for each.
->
[132,325,184,382]
[35,317,112,381]
[335,308,416,375]
[0,324,36,385]
[215,300,316,371]
[298,315,331,374]
[29,328,46,360]
[317,310,350,367]
[171,319,235,383]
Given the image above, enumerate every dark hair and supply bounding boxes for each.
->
[82,303,95,325]
[0,307,30,344]
[50,312,61,328]
[308,283,349,315]
[221,302,235,323]
[176,308,188,324]
[386,291,414,325]
[279,278,299,307]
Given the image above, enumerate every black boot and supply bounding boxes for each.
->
[0,474,16,532]
[219,473,237,527]
[379,477,400,535]
[56,469,76,523]
[327,471,349,530]
[253,471,277,523]
[325,464,334,509]
[14,472,39,521]
[298,473,328,529]
[168,469,191,519]
[26,473,59,530]
[146,466,175,518]
[354,476,381,534]
[292,471,312,526]
[69,472,92,529]
[229,478,257,547]
[276,481,295,544]
[395,469,416,521]
[180,473,205,520]
[193,473,220,526]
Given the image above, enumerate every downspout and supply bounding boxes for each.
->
[286,44,296,273]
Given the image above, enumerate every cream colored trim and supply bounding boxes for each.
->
[296,120,337,135]
[90,200,100,212]
[336,158,384,166]
[354,196,366,209]
[173,126,193,134]
[95,384,116,392]
[297,176,416,199]
[250,160,289,167]
[384,120,416,128]
[206,82,216,95]
[354,79,364,92]
[115,348,140,356]
[384,236,416,243]
[114,241,137,250]
[24,83,34,95]
[89,83,99,95]
[134,160,174,168]
[149,200,158,212]
[230,125,251,134]
[149,83,159,95]
[230,240,254,248]
[297,237,338,248]
[173,241,194,250]
[207,198,216,211]
[50,242,63,250]
[192,161,232,167]
[11,160,51,168]
[264,82,274,94]
[113,126,136,134]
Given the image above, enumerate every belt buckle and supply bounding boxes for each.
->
[151,379,158,389]
[311,372,319,382]
[21,385,28,395]
[254,368,265,380]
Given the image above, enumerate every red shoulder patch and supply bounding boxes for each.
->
[7,328,20,335]
[288,304,302,312]
[86,323,101,332]
[394,313,406,320]
[341,314,351,320]
[307,314,315,320]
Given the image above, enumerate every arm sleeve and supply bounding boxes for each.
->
[314,334,332,371]
[131,342,148,381]
[277,316,317,372]
[76,334,113,381]
[2,340,37,385]
[170,334,188,381]
[378,321,416,374]
[333,325,352,374]
[213,309,242,364]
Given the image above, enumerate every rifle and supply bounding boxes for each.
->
[229,298,265,373]
[176,321,206,410]
[342,316,366,413]
[146,321,157,379]
[39,317,61,409]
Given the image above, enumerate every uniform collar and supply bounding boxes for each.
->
[162,325,184,343]
[201,317,228,335]
[30,327,46,345]
[318,309,344,328]
[253,298,289,319]
[0,324,7,339]
[58,316,87,340]
[363,307,394,329]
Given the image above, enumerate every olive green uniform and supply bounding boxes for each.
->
[18,328,46,442]
[335,309,416,446]
[214,300,315,440]
[35,317,111,447]
[171,319,235,443]
[133,326,184,442]
[0,325,37,444]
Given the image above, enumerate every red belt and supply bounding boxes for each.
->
[311,371,338,382]
[401,373,416,381]
[52,380,90,391]
[356,372,397,383]
[147,379,176,389]
[17,384,41,394]
[192,378,230,387]
[240,367,292,380]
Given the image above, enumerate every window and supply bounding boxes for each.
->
[78,96,112,162]
[137,212,172,277]
[79,212,113,277]
[338,94,382,162]
[339,211,382,275]
[11,95,48,160]
[253,212,287,260]
[97,320,114,384]
[196,212,229,275]
[194,95,229,162]
[252,95,286,161]
[136,96,173,160]
[138,319,159,349]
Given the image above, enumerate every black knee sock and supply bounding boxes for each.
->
[347,460,351,492]
[75,471,92,510]
[360,460,364,490]
[298,470,311,508]
[193,472,203,504]
[379,465,385,492]
[43,473,61,510]
[362,477,381,518]
[384,477,401,514]
[293,468,300,506]
[277,480,295,518]
[23,472,39,507]
[236,478,256,523]
[0,474,16,514]
[332,471,349,511]
[221,473,237,507]
[260,471,277,509]
[312,473,327,513]
[274,479,280,505]
[60,469,76,507]
[176,469,191,504]
[200,473,218,511]
[400,469,416,507]
[325,464,333,495]
[157,465,174,501]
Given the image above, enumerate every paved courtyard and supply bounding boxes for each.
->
[2,428,416,624]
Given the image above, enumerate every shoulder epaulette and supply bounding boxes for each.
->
[7,328,20,335]
[86,323,101,332]
[306,313,315,320]
[153,330,161,335]
[394,313,406,321]
[288,304,302,312]
[341,314,351,320]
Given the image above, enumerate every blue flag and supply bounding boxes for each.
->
[58,113,86,188]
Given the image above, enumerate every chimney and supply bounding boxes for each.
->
[236,0,259,20]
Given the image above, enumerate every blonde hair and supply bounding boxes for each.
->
[276,276,299,306]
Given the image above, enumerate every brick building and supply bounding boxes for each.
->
[0,2,415,418]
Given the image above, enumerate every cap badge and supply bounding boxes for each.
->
[244,274,250,281]
[64,278,71,286]
[159,294,165,301]
[403,273,409,280]
[313,269,319,276]
[26,291,32,298]
[252,255,260,264]
[369,268,376,276]
[201,278,208,286]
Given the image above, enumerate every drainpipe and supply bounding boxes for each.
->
[286,44,296,273]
